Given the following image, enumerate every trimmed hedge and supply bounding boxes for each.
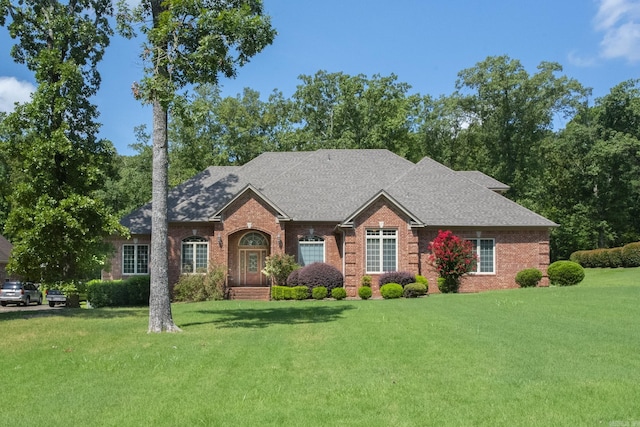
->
[380,283,403,299]
[378,271,415,287]
[358,286,372,300]
[622,242,640,267]
[271,285,309,300]
[570,242,640,268]
[403,283,427,298]
[87,276,151,308]
[547,261,585,286]
[312,286,328,300]
[515,268,543,288]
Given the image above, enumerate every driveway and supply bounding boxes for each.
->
[0,303,66,313]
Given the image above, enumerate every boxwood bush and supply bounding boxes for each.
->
[311,286,328,300]
[403,283,427,298]
[547,261,585,286]
[380,283,403,299]
[292,286,309,300]
[358,286,372,300]
[331,287,347,300]
[378,271,415,287]
[515,268,543,288]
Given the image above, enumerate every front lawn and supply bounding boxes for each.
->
[2,268,639,426]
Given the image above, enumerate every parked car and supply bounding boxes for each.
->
[0,281,43,306]
[45,289,66,307]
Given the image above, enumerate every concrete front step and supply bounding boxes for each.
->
[229,287,271,301]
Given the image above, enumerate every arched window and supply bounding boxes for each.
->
[239,232,268,247]
[298,236,325,266]
[182,236,208,273]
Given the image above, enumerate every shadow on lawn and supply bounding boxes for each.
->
[181,304,356,329]
[0,306,148,322]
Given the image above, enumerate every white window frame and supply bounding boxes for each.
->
[122,244,149,275]
[366,229,397,273]
[467,238,495,274]
[298,236,325,266]
[181,236,209,274]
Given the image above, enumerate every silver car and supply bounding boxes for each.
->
[0,281,43,306]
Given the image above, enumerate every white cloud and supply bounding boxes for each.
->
[567,50,598,67]
[0,76,35,112]
[594,0,640,62]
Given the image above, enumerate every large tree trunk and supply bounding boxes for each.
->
[148,98,180,333]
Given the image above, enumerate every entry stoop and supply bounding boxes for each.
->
[229,287,271,301]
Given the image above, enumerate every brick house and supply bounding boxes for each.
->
[0,234,12,283]
[103,149,556,298]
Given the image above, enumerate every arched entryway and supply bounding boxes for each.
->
[237,231,269,286]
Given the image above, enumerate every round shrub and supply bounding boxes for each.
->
[415,275,428,287]
[312,286,328,300]
[292,286,310,300]
[622,242,640,267]
[380,283,403,299]
[286,269,301,287]
[378,271,415,287]
[297,262,344,295]
[547,261,585,286]
[360,275,372,287]
[331,287,347,300]
[403,283,427,298]
[515,268,543,288]
[607,247,623,268]
[437,276,459,293]
[358,286,372,300]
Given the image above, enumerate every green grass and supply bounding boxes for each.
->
[2,268,639,426]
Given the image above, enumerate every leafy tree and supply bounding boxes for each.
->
[289,71,420,155]
[427,230,476,293]
[124,0,276,332]
[453,56,589,199]
[0,0,125,283]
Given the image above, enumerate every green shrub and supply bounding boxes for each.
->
[358,286,372,300]
[608,247,623,268]
[312,286,327,300]
[547,261,585,286]
[403,283,427,298]
[87,276,150,308]
[360,275,372,287]
[297,263,344,296]
[378,271,415,287]
[622,242,640,267]
[515,268,543,288]
[437,276,459,293]
[271,285,287,300]
[292,286,309,300]
[331,287,347,300]
[380,283,403,299]
[415,275,428,287]
[173,266,226,302]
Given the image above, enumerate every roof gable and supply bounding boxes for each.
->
[340,190,424,228]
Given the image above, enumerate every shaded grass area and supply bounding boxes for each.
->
[1,268,639,426]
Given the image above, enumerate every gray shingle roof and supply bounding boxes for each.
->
[457,171,510,192]
[122,149,556,233]
[0,234,12,263]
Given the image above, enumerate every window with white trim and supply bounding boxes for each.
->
[122,244,149,275]
[298,236,325,266]
[182,236,209,273]
[467,238,495,274]
[366,229,397,273]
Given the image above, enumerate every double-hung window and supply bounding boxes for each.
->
[467,238,495,274]
[182,236,209,273]
[298,236,325,266]
[366,229,397,273]
[122,244,149,275]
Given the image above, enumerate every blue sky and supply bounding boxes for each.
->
[2,0,640,155]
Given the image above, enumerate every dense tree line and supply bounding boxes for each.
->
[106,56,639,260]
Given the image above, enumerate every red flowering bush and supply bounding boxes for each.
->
[427,230,477,293]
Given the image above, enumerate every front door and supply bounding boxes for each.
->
[240,249,266,286]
